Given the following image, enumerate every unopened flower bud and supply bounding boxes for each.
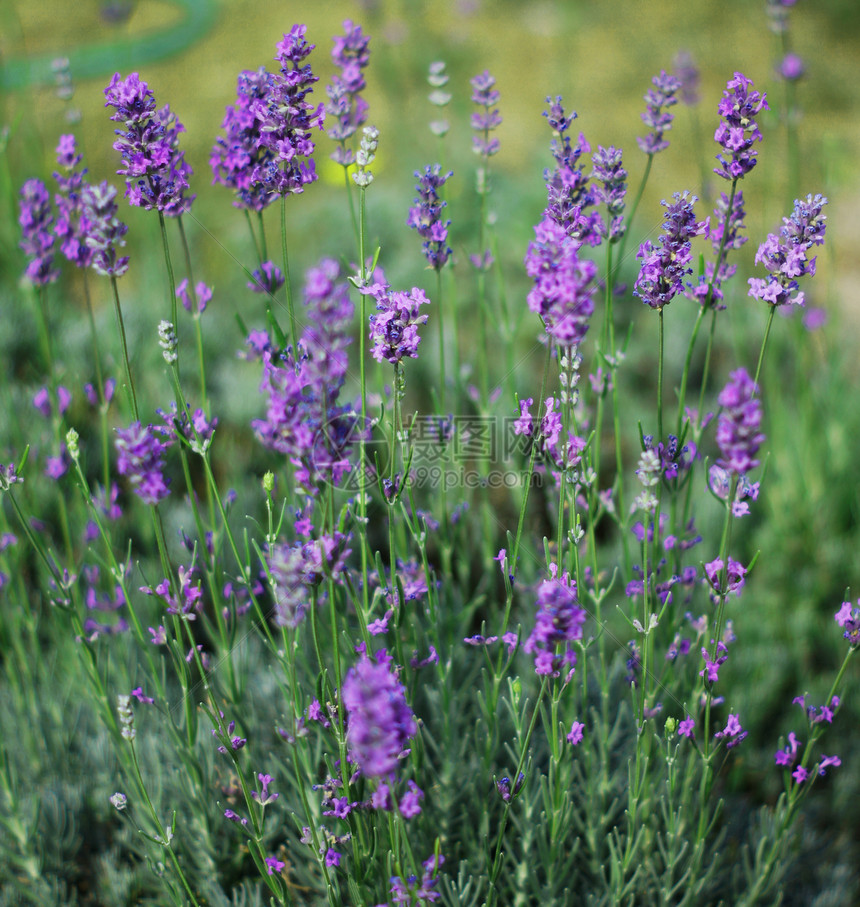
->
[158,320,177,364]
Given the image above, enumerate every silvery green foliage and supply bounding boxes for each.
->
[2,13,857,907]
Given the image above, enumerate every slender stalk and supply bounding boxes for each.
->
[110,276,139,421]
[753,305,777,388]
[485,677,549,906]
[435,267,446,411]
[280,195,298,349]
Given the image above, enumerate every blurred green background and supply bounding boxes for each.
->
[3,0,860,319]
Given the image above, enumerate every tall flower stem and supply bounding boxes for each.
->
[176,216,209,415]
[754,305,777,388]
[158,213,178,334]
[486,677,549,906]
[435,267,446,411]
[110,276,139,422]
[280,195,298,349]
[82,273,111,489]
[657,307,665,447]
[356,184,371,627]
[613,153,653,285]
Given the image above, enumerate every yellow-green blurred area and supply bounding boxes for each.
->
[3,0,860,323]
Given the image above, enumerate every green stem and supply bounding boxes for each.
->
[486,678,549,906]
[109,276,139,422]
[280,195,298,349]
[753,305,776,389]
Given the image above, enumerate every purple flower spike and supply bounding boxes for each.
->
[674,50,701,106]
[326,20,371,165]
[211,67,277,211]
[407,164,453,270]
[714,713,747,749]
[342,654,417,777]
[687,191,747,308]
[748,194,827,308]
[634,191,705,309]
[53,134,96,269]
[523,570,586,677]
[104,72,194,216]
[247,260,285,295]
[637,70,682,155]
[470,70,501,157]
[525,217,597,348]
[253,25,325,198]
[81,182,130,278]
[591,145,627,243]
[363,284,430,364]
[715,369,764,476]
[542,96,598,244]
[115,421,171,504]
[778,53,805,82]
[714,72,768,181]
[835,599,860,647]
[19,179,59,286]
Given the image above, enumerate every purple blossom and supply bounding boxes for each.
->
[687,190,747,308]
[708,465,759,517]
[104,72,194,215]
[114,421,170,504]
[252,336,359,494]
[591,145,627,243]
[363,283,430,364]
[211,67,277,211]
[699,642,728,684]
[637,70,681,154]
[265,856,285,875]
[674,50,700,106]
[748,194,827,308]
[634,191,705,309]
[566,721,585,745]
[470,71,501,157]
[33,385,71,418]
[523,570,586,677]
[817,755,841,777]
[541,96,598,243]
[253,26,325,198]
[715,369,764,476]
[407,164,453,270]
[53,134,95,268]
[156,402,217,453]
[81,181,129,278]
[390,853,445,905]
[247,260,285,295]
[19,179,59,286]
[714,713,747,749]
[212,716,246,753]
[714,72,768,181]
[266,533,350,628]
[300,257,354,388]
[678,716,696,738]
[775,731,802,768]
[252,773,279,806]
[342,654,417,777]
[513,398,534,437]
[835,599,860,647]
[704,556,747,599]
[326,20,371,165]
[778,53,805,82]
[525,216,597,347]
[176,279,212,315]
[399,780,424,818]
[141,564,202,621]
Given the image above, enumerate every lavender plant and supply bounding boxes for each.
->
[2,11,857,907]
